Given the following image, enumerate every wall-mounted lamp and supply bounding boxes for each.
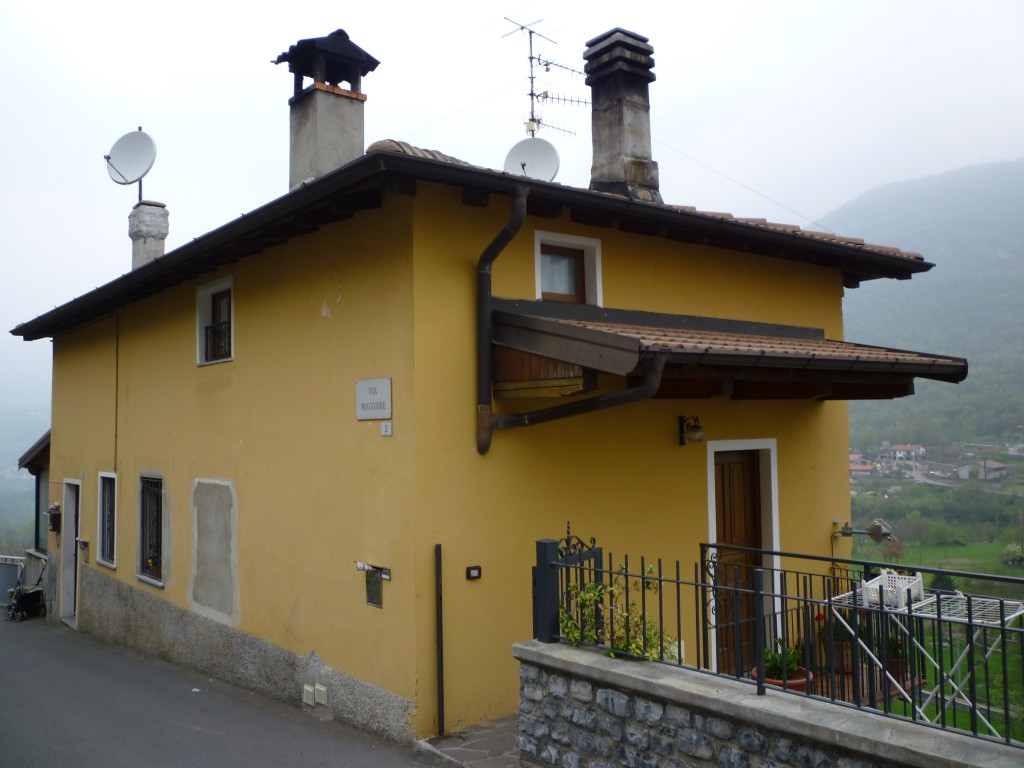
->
[836,518,896,543]
[679,416,706,446]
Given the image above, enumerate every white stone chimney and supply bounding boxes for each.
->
[275,30,380,190]
[584,29,662,203]
[129,200,169,269]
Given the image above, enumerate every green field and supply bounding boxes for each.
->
[878,624,1024,744]
[853,539,1024,600]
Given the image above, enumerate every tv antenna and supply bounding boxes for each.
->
[503,17,586,138]
[105,127,156,202]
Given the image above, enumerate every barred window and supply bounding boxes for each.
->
[197,279,233,365]
[98,474,116,566]
[139,477,163,582]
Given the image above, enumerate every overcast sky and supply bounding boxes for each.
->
[1,1,1022,413]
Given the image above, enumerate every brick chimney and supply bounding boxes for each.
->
[584,29,662,203]
[129,200,169,269]
[275,30,380,190]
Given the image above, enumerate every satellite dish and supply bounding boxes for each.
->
[503,137,559,181]
[105,130,156,185]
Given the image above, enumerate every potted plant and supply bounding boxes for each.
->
[816,609,872,671]
[559,564,679,662]
[883,628,906,682]
[756,641,812,690]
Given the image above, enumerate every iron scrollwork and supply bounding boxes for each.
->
[704,547,720,619]
[558,521,597,559]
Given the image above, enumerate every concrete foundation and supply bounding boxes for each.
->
[79,566,416,744]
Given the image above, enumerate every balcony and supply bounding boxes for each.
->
[203,321,231,362]
[533,535,1024,749]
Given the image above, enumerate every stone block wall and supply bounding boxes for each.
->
[512,640,1018,768]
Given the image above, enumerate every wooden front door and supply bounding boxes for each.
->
[714,450,762,674]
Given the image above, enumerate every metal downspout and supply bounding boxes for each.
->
[477,185,529,454]
[490,352,668,429]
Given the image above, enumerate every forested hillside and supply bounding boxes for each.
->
[0,407,47,553]
[824,158,1024,450]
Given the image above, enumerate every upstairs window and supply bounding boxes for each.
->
[535,232,602,306]
[197,279,233,364]
[540,244,585,303]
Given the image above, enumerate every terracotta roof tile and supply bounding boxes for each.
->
[673,207,924,263]
[366,139,926,266]
[366,139,471,166]
[551,318,963,371]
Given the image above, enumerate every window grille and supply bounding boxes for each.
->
[100,475,116,564]
[204,321,231,361]
[140,477,162,581]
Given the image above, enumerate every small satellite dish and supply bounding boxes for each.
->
[105,130,156,185]
[503,137,559,182]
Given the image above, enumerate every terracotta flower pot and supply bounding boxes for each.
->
[886,657,906,682]
[829,640,854,670]
[752,667,814,691]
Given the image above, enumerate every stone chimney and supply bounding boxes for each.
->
[129,200,169,269]
[583,29,662,203]
[275,30,380,190]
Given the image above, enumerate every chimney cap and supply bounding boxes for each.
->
[274,29,380,86]
[583,28,655,86]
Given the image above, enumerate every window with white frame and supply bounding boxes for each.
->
[98,472,116,567]
[535,232,602,306]
[196,278,233,364]
[139,476,163,583]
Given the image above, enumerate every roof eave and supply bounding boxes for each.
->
[11,151,932,341]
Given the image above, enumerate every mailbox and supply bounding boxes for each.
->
[48,504,61,534]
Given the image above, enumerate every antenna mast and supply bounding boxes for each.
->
[504,17,584,137]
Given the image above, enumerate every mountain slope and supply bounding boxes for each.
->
[822,158,1024,450]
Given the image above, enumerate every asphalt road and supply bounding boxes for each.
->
[0,616,448,768]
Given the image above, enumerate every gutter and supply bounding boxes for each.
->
[474,187,668,452]
[477,185,529,454]
[490,352,668,430]
[13,151,930,342]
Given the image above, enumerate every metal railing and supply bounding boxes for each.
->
[1,555,26,606]
[204,321,231,361]
[533,535,1024,748]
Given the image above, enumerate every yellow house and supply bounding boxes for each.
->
[11,29,966,743]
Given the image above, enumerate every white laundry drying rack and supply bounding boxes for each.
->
[828,569,1024,739]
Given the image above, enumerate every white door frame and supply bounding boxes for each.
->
[60,479,81,627]
[703,439,780,670]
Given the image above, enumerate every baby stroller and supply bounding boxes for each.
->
[5,561,46,622]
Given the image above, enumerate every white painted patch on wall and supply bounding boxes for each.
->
[321,298,333,319]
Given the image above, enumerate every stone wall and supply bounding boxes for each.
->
[512,640,1019,768]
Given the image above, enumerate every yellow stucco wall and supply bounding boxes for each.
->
[405,184,850,732]
[48,183,852,739]
[50,319,118,611]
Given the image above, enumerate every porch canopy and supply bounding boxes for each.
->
[491,300,967,401]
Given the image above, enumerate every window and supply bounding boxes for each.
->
[139,477,163,583]
[33,468,48,553]
[197,279,233,364]
[540,244,585,303]
[535,232,602,306]
[98,473,116,567]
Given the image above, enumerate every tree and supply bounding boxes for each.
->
[930,571,956,591]
[881,539,906,562]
